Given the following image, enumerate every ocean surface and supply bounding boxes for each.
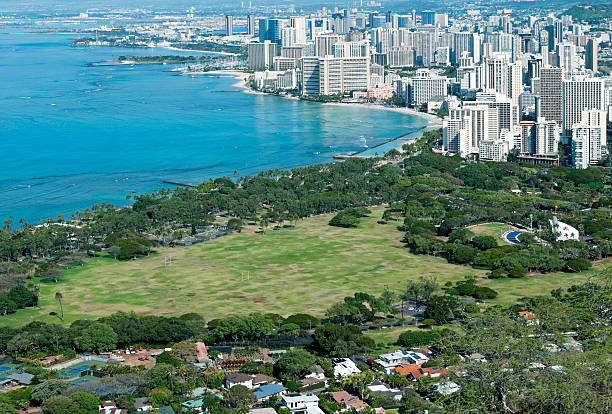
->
[0,31,427,224]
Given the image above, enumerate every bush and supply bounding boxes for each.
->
[471,235,498,250]
[420,319,436,327]
[451,282,498,300]
[329,213,360,228]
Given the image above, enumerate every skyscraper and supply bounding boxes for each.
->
[563,76,605,138]
[585,38,598,73]
[259,18,284,44]
[247,15,255,36]
[539,66,563,127]
[225,15,233,36]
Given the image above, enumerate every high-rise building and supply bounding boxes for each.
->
[445,105,497,154]
[247,15,255,36]
[572,111,605,168]
[520,118,560,155]
[563,76,605,138]
[539,66,563,126]
[291,16,307,44]
[421,11,435,26]
[225,15,233,36]
[407,69,450,107]
[315,34,344,57]
[259,18,285,44]
[332,41,368,58]
[299,56,370,96]
[585,38,598,73]
[453,32,480,64]
[248,41,277,70]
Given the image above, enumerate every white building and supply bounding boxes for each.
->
[248,41,277,70]
[479,139,510,162]
[300,56,370,96]
[374,350,429,374]
[549,216,579,241]
[282,394,325,414]
[333,358,361,378]
[407,69,450,107]
[563,76,605,139]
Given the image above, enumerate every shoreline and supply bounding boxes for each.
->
[197,70,443,128]
[162,46,239,56]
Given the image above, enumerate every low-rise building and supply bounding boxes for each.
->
[331,391,369,411]
[375,350,429,374]
[282,394,325,414]
[333,358,361,378]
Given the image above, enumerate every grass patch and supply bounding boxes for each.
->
[466,222,515,245]
[0,207,598,327]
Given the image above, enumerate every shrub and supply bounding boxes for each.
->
[564,258,592,272]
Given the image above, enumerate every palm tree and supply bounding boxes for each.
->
[55,292,64,321]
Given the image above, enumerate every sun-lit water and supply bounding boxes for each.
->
[0,31,427,223]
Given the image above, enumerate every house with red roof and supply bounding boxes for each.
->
[331,391,369,412]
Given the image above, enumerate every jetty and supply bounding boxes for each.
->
[333,126,426,160]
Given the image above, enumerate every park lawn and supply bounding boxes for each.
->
[2,207,601,327]
[466,222,514,245]
[2,207,482,327]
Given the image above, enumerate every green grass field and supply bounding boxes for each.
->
[1,207,597,327]
[466,222,515,245]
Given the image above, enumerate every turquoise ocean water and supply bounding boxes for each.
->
[0,31,427,223]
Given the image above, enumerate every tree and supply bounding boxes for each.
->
[7,285,38,309]
[31,380,68,403]
[69,392,99,414]
[471,235,498,250]
[74,322,118,353]
[424,296,459,325]
[227,218,243,232]
[274,349,316,380]
[42,396,83,414]
[55,292,64,321]
[226,384,256,410]
[448,228,475,244]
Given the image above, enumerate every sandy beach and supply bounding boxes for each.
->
[195,70,443,127]
[163,46,239,56]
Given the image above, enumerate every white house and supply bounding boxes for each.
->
[226,373,254,389]
[333,358,361,378]
[375,350,429,374]
[282,394,325,414]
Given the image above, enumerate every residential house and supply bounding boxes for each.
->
[282,393,325,414]
[333,358,361,378]
[226,373,254,389]
[182,398,205,413]
[435,381,460,395]
[99,401,127,414]
[395,364,449,381]
[6,372,34,386]
[249,408,277,414]
[133,397,153,412]
[375,350,429,374]
[253,383,288,401]
[252,374,276,387]
[367,380,406,402]
[306,365,325,380]
[331,391,369,411]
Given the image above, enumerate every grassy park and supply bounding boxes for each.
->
[1,207,596,327]
[466,222,516,245]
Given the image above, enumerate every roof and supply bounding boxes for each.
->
[8,372,34,385]
[331,391,368,410]
[249,409,277,414]
[227,373,254,383]
[155,407,176,414]
[182,398,205,409]
[421,367,450,376]
[518,311,536,320]
[283,393,319,404]
[253,383,287,399]
[395,364,424,379]
[252,374,275,385]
